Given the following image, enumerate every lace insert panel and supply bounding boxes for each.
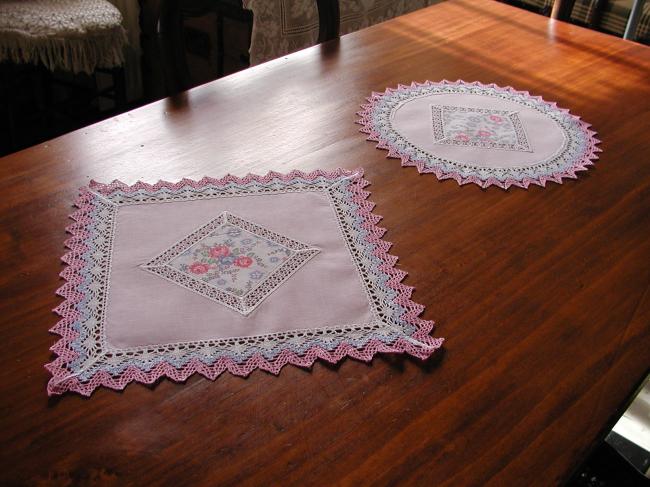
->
[141,212,320,315]
[431,105,531,152]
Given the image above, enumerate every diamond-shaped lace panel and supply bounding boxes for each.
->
[431,105,531,152]
[141,212,319,315]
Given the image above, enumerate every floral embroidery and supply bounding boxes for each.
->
[169,222,293,298]
[208,245,230,258]
[431,105,531,152]
[141,212,320,314]
[189,262,210,274]
[234,255,254,268]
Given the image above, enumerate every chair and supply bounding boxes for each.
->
[0,0,128,151]
[157,0,254,94]
[156,0,441,94]
[0,0,126,74]
[551,0,650,42]
[157,0,340,93]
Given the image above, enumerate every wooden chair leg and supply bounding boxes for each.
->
[158,0,193,93]
[551,0,577,20]
[317,0,340,43]
[111,67,127,110]
[624,0,646,39]
[0,64,18,152]
[217,11,224,77]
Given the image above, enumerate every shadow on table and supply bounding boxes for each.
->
[316,346,447,375]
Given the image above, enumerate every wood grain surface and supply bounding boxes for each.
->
[1,1,649,485]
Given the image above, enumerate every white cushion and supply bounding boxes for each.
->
[0,0,127,73]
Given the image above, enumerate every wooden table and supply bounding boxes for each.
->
[1,0,649,484]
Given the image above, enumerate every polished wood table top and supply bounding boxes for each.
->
[1,0,649,485]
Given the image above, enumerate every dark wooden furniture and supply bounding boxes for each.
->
[1,0,649,484]
[317,0,340,42]
[551,0,577,19]
[0,63,127,156]
[157,0,339,93]
[158,0,254,93]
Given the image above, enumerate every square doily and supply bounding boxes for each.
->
[46,169,443,396]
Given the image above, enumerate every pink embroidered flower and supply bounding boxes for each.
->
[234,256,253,268]
[208,245,230,258]
[189,262,210,274]
[454,133,470,142]
[477,130,492,137]
[489,115,503,123]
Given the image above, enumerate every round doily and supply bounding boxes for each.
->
[357,80,601,189]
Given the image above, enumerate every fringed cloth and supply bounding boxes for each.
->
[0,0,126,74]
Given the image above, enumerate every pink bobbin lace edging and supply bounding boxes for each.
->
[46,169,443,396]
[357,80,602,190]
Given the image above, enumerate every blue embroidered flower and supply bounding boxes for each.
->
[249,270,264,280]
[269,256,280,263]
[226,227,241,237]
[220,256,235,266]
[241,238,253,245]
[216,279,226,285]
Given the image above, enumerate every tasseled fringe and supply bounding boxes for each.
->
[0,26,127,74]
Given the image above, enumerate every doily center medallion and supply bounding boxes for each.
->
[141,212,320,315]
[432,105,531,152]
